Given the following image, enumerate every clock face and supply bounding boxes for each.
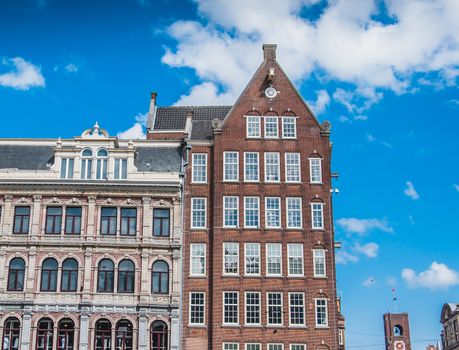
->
[265,86,277,98]
[394,341,405,350]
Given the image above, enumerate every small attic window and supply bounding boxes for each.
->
[393,325,403,336]
[82,149,93,157]
[97,149,108,157]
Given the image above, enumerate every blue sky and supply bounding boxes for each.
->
[1,0,459,348]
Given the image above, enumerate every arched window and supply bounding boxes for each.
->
[97,259,114,292]
[394,325,403,336]
[150,321,168,350]
[7,258,25,291]
[118,260,135,293]
[57,319,74,350]
[81,149,93,180]
[152,261,169,294]
[36,318,53,350]
[96,149,108,180]
[94,319,112,350]
[115,320,133,350]
[41,258,58,291]
[2,317,20,350]
[61,259,78,292]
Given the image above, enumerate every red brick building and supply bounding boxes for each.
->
[148,44,345,350]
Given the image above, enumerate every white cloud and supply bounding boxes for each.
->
[307,89,330,115]
[362,276,376,287]
[453,184,459,192]
[404,181,420,200]
[386,276,397,287]
[337,217,393,235]
[366,133,376,142]
[162,0,459,105]
[355,242,379,258]
[65,63,79,73]
[402,262,459,290]
[335,250,359,265]
[117,113,148,139]
[0,57,45,90]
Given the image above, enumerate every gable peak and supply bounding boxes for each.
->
[263,44,277,61]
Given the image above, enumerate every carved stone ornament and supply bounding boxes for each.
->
[87,195,97,202]
[4,195,13,202]
[142,197,152,205]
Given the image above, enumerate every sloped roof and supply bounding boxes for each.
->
[0,145,55,170]
[134,147,182,172]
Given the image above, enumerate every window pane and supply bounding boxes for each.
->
[191,199,206,228]
[287,198,302,228]
[265,153,280,182]
[265,197,280,228]
[245,243,260,275]
[285,153,300,182]
[266,243,282,276]
[244,197,259,228]
[282,117,296,138]
[192,154,207,183]
[223,243,239,275]
[223,196,238,227]
[244,153,259,181]
[247,116,260,137]
[224,152,239,181]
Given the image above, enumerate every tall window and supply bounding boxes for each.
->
[309,158,322,183]
[287,244,304,276]
[7,258,25,291]
[285,153,301,182]
[315,298,328,327]
[81,149,93,180]
[13,206,30,234]
[244,152,259,182]
[94,319,112,350]
[223,152,239,181]
[189,292,205,325]
[40,258,58,291]
[45,207,62,234]
[2,317,20,350]
[36,318,53,350]
[245,292,261,325]
[223,242,239,275]
[289,293,305,326]
[118,259,135,293]
[244,243,260,275]
[264,153,280,182]
[311,203,324,229]
[265,197,281,228]
[223,344,239,350]
[152,261,169,294]
[290,345,305,350]
[96,149,108,180]
[150,321,168,350]
[268,345,283,350]
[190,244,206,276]
[313,249,326,277]
[153,209,170,237]
[60,158,74,179]
[100,207,117,235]
[223,292,239,325]
[114,159,128,180]
[266,243,282,276]
[264,116,278,138]
[97,259,114,292]
[192,153,207,183]
[246,345,261,350]
[120,208,136,236]
[57,319,75,350]
[282,117,296,138]
[246,116,260,138]
[115,320,133,350]
[61,258,78,292]
[65,207,81,235]
[244,197,259,228]
[286,198,302,228]
[223,196,238,228]
[267,292,283,326]
[191,198,206,229]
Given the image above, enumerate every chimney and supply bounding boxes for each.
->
[149,92,157,114]
[263,44,277,61]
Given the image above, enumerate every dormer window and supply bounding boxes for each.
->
[96,149,108,180]
[114,159,128,180]
[81,149,93,180]
[60,158,74,179]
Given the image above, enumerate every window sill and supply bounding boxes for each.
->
[287,276,306,279]
[288,325,307,329]
[189,275,207,279]
[313,276,328,279]
[188,324,207,328]
[244,324,262,328]
[266,325,285,329]
[221,324,240,328]
[315,326,330,330]
[243,275,261,278]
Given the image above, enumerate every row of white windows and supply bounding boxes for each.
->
[192,153,322,184]
[190,243,326,278]
[191,197,324,229]
[189,291,328,328]
[245,116,297,139]
[224,345,306,350]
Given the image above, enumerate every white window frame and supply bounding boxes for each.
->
[313,249,326,277]
[265,197,281,229]
[244,197,260,228]
[311,202,324,230]
[244,243,260,276]
[223,151,239,182]
[267,292,284,326]
[245,344,261,350]
[264,152,280,183]
[223,196,239,228]
[244,152,259,182]
[223,291,239,325]
[192,153,207,183]
[60,158,74,179]
[264,116,279,138]
[309,158,322,184]
[245,291,261,326]
[288,292,306,327]
[290,345,306,350]
[190,243,206,277]
[191,198,207,229]
[268,344,284,350]
[114,158,128,180]
[223,242,239,275]
[287,244,304,277]
[285,153,301,183]
[282,116,297,139]
[266,243,282,277]
[315,298,328,327]
[246,116,261,138]
[189,292,205,326]
[339,329,344,345]
[286,197,303,229]
[223,343,240,350]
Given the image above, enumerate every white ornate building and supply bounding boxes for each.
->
[0,124,184,350]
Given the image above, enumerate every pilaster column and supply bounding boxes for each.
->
[1,195,13,236]
[25,248,37,296]
[82,248,93,302]
[139,249,150,303]
[20,309,32,350]
[172,197,181,243]
[170,309,180,350]
[86,196,96,241]
[31,195,42,239]
[171,251,181,296]
[142,197,152,240]
[0,249,7,292]
[138,309,148,350]
[79,307,90,350]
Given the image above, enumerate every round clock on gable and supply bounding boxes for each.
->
[394,341,405,350]
[265,86,278,99]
